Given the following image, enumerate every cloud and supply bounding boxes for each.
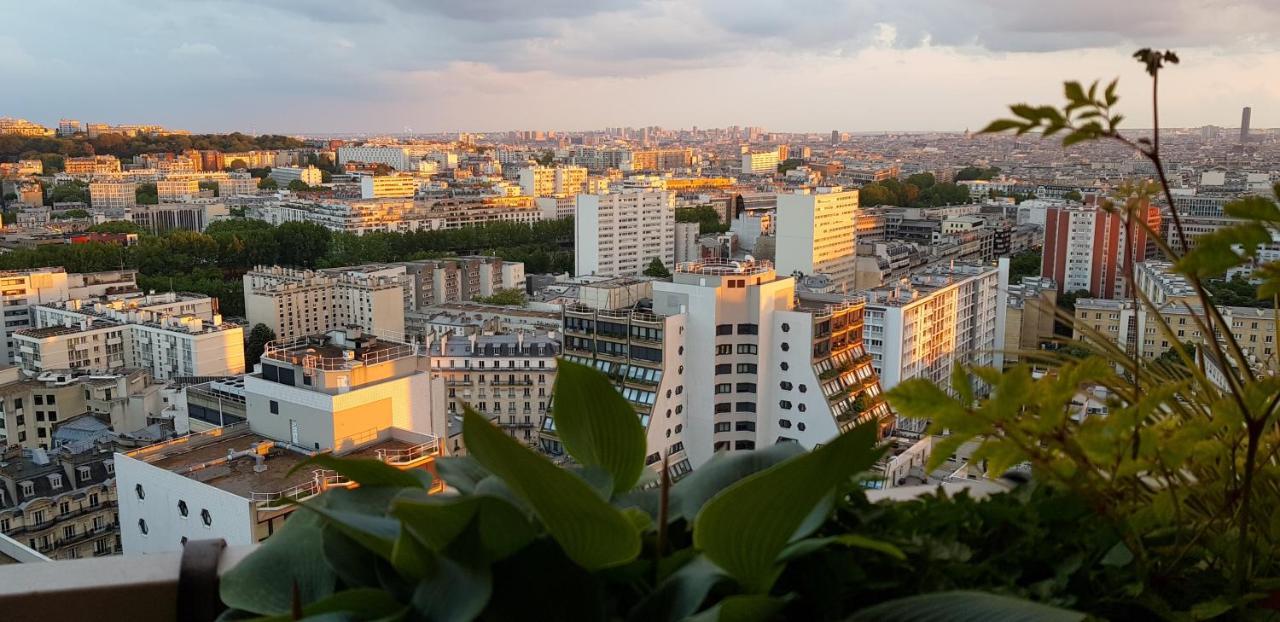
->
[169,42,222,58]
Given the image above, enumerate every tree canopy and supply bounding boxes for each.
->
[859,176,970,208]
[954,165,1001,181]
[675,205,728,234]
[643,257,672,278]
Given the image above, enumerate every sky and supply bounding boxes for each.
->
[6,0,1280,134]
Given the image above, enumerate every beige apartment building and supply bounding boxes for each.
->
[156,178,199,202]
[426,333,558,445]
[1003,276,1058,365]
[575,189,676,277]
[775,187,860,288]
[244,264,407,343]
[0,443,120,560]
[88,181,136,210]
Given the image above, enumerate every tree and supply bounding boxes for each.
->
[905,172,936,189]
[274,221,331,268]
[643,257,672,278]
[286,179,310,191]
[258,177,278,190]
[674,205,728,234]
[1008,248,1042,282]
[45,181,89,205]
[245,323,275,368]
[954,165,1000,181]
[199,180,220,197]
[52,209,90,220]
[228,159,248,170]
[473,288,527,306]
[135,183,158,205]
[1064,190,1084,202]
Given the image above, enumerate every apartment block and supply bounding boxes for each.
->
[336,146,411,171]
[674,221,701,264]
[1003,277,1059,365]
[131,202,228,233]
[400,257,525,311]
[117,328,446,555]
[155,178,199,202]
[64,156,121,176]
[626,148,693,172]
[0,443,120,560]
[426,333,558,444]
[775,187,860,288]
[556,259,892,480]
[244,264,407,343]
[0,269,139,365]
[1042,201,1161,298]
[359,175,417,199]
[14,293,244,380]
[575,189,676,277]
[0,368,162,450]
[518,166,588,197]
[89,181,136,210]
[741,149,780,175]
[268,166,323,188]
[862,261,1007,431]
[216,176,258,197]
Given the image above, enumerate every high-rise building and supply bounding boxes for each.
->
[268,166,323,188]
[64,156,122,176]
[831,130,840,145]
[575,189,676,277]
[674,222,701,264]
[555,259,892,479]
[775,187,860,288]
[400,257,525,311]
[216,175,258,197]
[740,149,780,175]
[56,119,82,137]
[155,178,199,202]
[517,165,588,197]
[426,333,559,445]
[1241,106,1252,143]
[244,264,407,343]
[116,328,446,555]
[0,269,139,365]
[88,181,136,210]
[861,261,1007,432]
[336,146,411,171]
[1041,201,1161,298]
[359,175,417,199]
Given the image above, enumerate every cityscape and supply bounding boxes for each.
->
[3,2,1280,621]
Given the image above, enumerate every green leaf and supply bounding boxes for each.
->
[668,442,807,522]
[1224,195,1280,222]
[462,405,641,569]
[293,453,427,489]
[978,119,1024,134]
[1101,541,1134,567]
[846,591,1086,622]
[391,528,436,580]
[686,594,790,622]
[627,555,729,622]
[219,510,335,615]
[298,502,400,559]
[433,456,491,493]
[254,588,407,622]
[409,555,492,622]
[1188,598,1234,620]
[1104,78,1119,106]
[1063,81,1086,104]
[548,359,647,495]
[693,422,883,593]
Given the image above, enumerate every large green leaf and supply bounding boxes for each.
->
[253,588,407,622]
[548,358,647,495]
[298,502,400,559]
[433,456,491,493]
[845,591,1086,622]
[693,423,883,593]
[685,594,791,622]
[461,406,641,569]
[392,493,535,562]
[292,453,429,489]
[669,442,806,522]
[219,510,334,615]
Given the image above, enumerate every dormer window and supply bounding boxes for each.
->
[48,474,62,490]
[19,481,34,497]
[77,465,91,482]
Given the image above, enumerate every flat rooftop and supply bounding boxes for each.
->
[146,430,417,500]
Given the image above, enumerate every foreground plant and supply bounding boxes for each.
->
[888,49,1280,618]
[219,360,1085,621]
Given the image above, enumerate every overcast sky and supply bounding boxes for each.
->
[7,0,1279,134]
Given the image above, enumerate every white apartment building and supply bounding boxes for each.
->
[359,175,418,199]
[244,265,407,343]
[427,333,558,444]
[268,166,323,188]
[0,269,139,365]
[156,178,200,202]
[89,181,137,210]
[117,328,446,555]
[775,187,860,289]
[518,166,588,197]
[216,175,258,197]
[558,260,893,479]
[861,261,1008,431]
[15,293,245,380]
[575,189,676,277]
[741,149,780,175]
[337,146,411,171]
[400,257,525,311]
[675,221,701,263]
[535,195,577,220]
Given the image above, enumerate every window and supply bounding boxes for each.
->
[780,361,789,371]
[716,324,733,335]
[734,440,756,450]
[735,421,756,432]
[59,501,70,515]
[20,481,34,497]
[736,383,756,393]
[135,484,145,500]
[715,383,732,394]
[716,345,733,355]
[269,400,279,415]
[178,500,188,517]
[736,363,757,374]
[64,525,76,540]
[797,384,807,393]
[89,493,99,508]
[715,403,732,413]
[780,381,793,391]
[33,395,43,406]
[779,419,792,429]
[780,342,790,352]
[779,400,792,410]
[797,422,807,432]
[735,401,756,413]
[714,422,731,432]
[138,519,148,536]
[715,364,732,375]
[48,474,62,490]
[737,324,758,335]
[201,509,213,527]
[736,344,757,355]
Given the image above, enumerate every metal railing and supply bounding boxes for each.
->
[126,421,251,462]
[261,336,415,371]
[376,438,440,466]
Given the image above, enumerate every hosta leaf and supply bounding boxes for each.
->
[549,359,647,495]
[219,510,334,615]
[846,591,1086,622]
[668,441,806,522]
[293,453,428,489]
[693,422,882,593]
[462,405,640,569]
[253,588,407,622]
[627,555,729,622]
[686,594,791,622]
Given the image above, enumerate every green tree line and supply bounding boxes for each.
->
[0,218,574,317]
[0,132,305,173]
[858,172,971,207]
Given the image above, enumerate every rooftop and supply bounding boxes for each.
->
[263,329,416,371]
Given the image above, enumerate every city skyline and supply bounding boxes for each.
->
[7,0,1280,134]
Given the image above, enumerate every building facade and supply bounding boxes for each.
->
[575,189,676,278]
[775,187,860,288]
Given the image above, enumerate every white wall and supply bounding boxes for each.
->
[116,453,254,555]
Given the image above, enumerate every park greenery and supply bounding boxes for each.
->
[0,217,573,317]
[954,165,1001,181]
[472,288,527,307]
[1205,274,1273,308]
[1008,248,1042,283]
[218,360,1087,621]
[857,173,971,208]
[643,257,673,278]
[675,205,730,234]
[0,132,304,173]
